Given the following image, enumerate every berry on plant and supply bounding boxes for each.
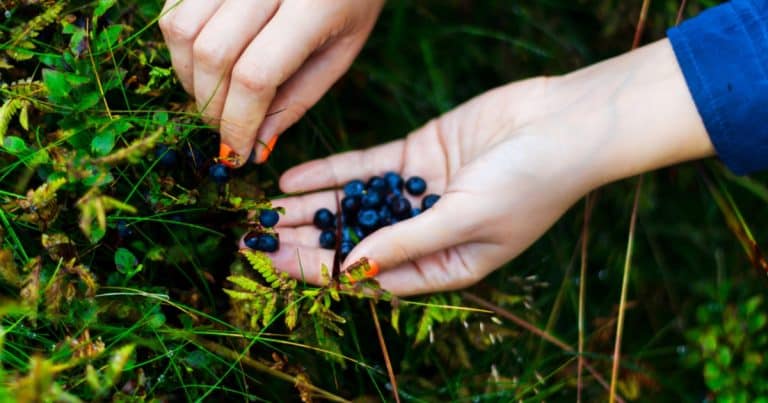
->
[117,220,133,238]
[156,145,178,168]
[259,209,280,228]
[209,163,230,184]
[313,208,335,229]
[405,176,427,195]
[422,194,440,210]
[319,230,336,249]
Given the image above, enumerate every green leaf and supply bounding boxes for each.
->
[94,0,117,17]
[42,69,69,101]
[3,136,28,154]
[91,131,116,156]
[114,248,139,276]
[95,25,123,53]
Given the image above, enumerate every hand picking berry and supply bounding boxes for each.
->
[259,209,280,228]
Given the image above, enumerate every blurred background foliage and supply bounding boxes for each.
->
[3,0,766,401]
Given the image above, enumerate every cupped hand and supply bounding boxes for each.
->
[245,39,713,296]
[256,76,596,295]
[159,0,384,164]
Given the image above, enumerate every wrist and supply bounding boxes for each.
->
[536,39,714,191]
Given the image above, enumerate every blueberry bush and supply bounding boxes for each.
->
[2,0,766,401]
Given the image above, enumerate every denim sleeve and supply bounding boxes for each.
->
[667,0,768,175]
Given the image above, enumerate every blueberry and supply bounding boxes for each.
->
[156,145,178,168]
[405,176,427,196]
[384,171,404,193]
[357,209,380,230]
[361,191,383,208]
[244,232,260,249]
[117,220,133,238]
[259,209,280,228]
[367,176,388,193]
[343,180,365,197]
[339,241,355,260]
[422,194,440,210]
[341,195,361,215]
[185,146,205,169]
[353,226,366,241]
[255,234,279,252]
[209,163,230,184]
[378,205,393,224]
[411,207,422,216]
[313,208,335,230]
[389,196,412,218]
[341,226,354,242]
[319,230,337,249]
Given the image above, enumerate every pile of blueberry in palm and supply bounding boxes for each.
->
[313,172,440,259]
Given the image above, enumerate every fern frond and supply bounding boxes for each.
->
[0,98,24,142]
[240,249,296,291]
[6,2,65,61]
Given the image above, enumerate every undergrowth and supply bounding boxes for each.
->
[1,0,765,401]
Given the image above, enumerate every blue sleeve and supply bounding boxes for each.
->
[667,0,768,175]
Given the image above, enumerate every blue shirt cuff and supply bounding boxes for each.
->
[667,0,768,175]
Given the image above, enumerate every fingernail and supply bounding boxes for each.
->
[344,257,380,283]
[259,136,279,163]
[219,143,244,168]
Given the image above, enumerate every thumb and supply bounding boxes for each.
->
[341,191,476,276]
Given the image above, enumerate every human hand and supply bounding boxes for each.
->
[254,39,714,296]
[159,0,384,165]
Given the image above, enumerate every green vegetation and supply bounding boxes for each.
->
[1,0,764,401]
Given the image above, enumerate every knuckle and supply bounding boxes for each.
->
[192,39,228,70]
[159,17,198,42]
[232,65,272,94]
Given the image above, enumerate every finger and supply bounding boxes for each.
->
[272,190,340,227]
[251,34,369,163]
[279,140,405,193]
[266,243,335,286]
[341,191,478,274]
[159,0,224,94]
[374,243,495,296]
[192,0,279,124]
[219,2,337,161]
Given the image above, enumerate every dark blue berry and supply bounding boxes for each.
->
[259,209,280,228]
[255,234,279,252]
[313,208,335,230]
[185,146,205,169]
[405,176,427,196]
[378,205,393,224]
[367,176,388,193]
[156,145,178,168]
[384,171,404,193]
[422,194,440,210]
[341,226,354,242]
[244,232,260,249]
[117,220,133,238]
[357,209,380,230]
[353,226,366,241]
[209,163,230,184]
[339,241,355,260]
[389,196,412,218]
[361,191,383,208]
[341,195,361,215]
[343,180,365,197]
[411,207,422,216]
[319,230,336,249]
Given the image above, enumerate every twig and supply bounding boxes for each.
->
[370,300,400,403]
[609,176,643,403]
[577,194,594,403]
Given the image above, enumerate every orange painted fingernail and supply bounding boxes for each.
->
[344,257,380,283]
[259,136,279,163]
[219,143,244,168]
